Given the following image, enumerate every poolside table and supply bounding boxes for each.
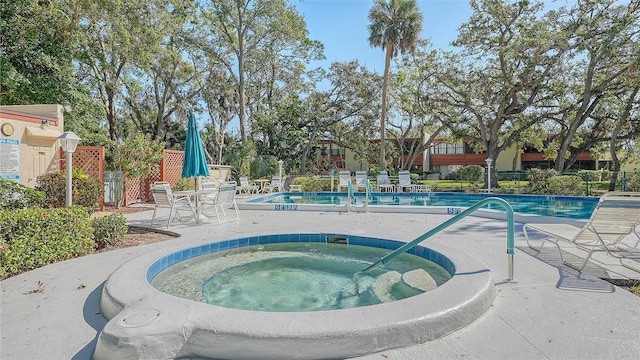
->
[173,188,219,224]
[253,179,270,193]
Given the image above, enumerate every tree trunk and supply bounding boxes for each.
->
[379,43,393,168]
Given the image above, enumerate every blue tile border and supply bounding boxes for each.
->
[146,233,456,282]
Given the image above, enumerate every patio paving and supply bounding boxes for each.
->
[1,207,639,359]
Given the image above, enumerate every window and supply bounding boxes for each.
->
[431,142,464,155]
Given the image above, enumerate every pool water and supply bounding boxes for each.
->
[151,243,452,312]
[252,192,598,219]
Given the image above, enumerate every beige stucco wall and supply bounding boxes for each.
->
[495,144,521,172]
[0,104,65,187]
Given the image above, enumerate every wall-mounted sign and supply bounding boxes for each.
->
[0,138,20,182]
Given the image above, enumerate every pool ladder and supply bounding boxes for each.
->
[362,197,516,282]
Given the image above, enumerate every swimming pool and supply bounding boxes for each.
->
[241,192,598,221]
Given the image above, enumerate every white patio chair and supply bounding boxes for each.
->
[375,171,395,192]
[523,192,640,272]
[397,170,414,192]
[337,171,352,192]
[150,182,196,228]
[354,171,368,192]
[201,183,240,224]
[263,177,284,193]
[237,176,259,194]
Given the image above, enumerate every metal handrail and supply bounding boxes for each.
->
[362,197,516,282]
[365,179,372,212]
[347,181,354,212]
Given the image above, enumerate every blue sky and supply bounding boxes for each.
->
[291,0,473,73]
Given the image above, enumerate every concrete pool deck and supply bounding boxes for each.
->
[1,208,639,359]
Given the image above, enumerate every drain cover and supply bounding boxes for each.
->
[117,309,162,328]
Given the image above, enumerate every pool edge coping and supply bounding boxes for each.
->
[95,234,496,360]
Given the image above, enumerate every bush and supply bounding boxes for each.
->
[527,168,558,193]
[35,169,103,211]
[0,206,94,278]
[92,213,128,249]
[0,179,45,210]
[457,165,484,186]
[174,178,194,191]
[628,172,640,191]
[548,175,584,196]
[291,176,332,191]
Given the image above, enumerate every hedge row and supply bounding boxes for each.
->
[0,207,94,277]
[0,207,128,278]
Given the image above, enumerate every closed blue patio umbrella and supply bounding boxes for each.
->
[182,112,210,189]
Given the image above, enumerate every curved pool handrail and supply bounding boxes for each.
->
[365,179,372,212]
[347,181,355,211]
[362,197,516,282]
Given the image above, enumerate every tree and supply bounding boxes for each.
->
[75,0,179,141]
[199,0,319,144]
[607,83,640,190]
[429,0,567,188]
[545,0,640,173]
[119,1,203,142]
[390,41,448,171]
[0,0,79,105]
[367,0,423,168]
[201,71,238,164]
[253,61,381,174]
[109,133,166,207]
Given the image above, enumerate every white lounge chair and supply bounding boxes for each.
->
[375,171,395,192]
[523,192,640,272]
[355,171,368,192]
[397,170,414,192]
[337,171,351,192]
[237,176,259,194]
[150,182,197,228]
[200,183,240,224]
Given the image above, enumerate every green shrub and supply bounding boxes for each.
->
[457,165,484,187]
[35,169,103,211]
[0,206,94,278]
[92,213,128,248]
[0,179,45,210]
[291,176,333,191]
[527,168,558,194]
[628,172,640,191]
[174,178,194,191]
[547,175,584,196]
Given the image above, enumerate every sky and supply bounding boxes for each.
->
[291,0,474,73]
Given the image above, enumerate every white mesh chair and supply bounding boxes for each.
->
[337,171,352,192]
[354,171,368,192]
[375,171,395,192]
[150,182,196,228]
[523,192,640,272]
[201,183,240,224]
[397,170,414,192]
[263,177,284,193]
[237,176,259,194]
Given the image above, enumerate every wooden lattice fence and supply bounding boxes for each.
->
[60,146,106,211]
[59,147,186,208]
[123,149,185,206]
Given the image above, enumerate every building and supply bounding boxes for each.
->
[0,105,66,187]
[318,136,626,178]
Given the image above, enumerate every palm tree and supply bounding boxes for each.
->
[368,0,423,168]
